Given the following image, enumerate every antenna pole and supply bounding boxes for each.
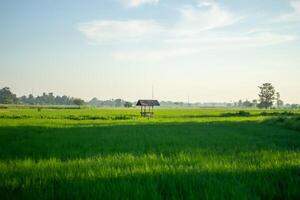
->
[152,85,154,100]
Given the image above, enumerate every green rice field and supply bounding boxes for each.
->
[0,107,300,199]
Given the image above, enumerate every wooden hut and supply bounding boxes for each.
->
[136,100,160,117]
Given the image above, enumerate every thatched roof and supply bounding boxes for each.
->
[136,100,160,106]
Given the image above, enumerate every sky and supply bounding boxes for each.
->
[0,0,300,103]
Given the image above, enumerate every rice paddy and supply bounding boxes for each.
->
[0,107,299,199]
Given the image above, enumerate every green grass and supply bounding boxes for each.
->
[0,107,299,199]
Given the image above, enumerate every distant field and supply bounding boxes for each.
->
[0,107,300,199]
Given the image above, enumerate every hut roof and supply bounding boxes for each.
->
[136,100,160,106]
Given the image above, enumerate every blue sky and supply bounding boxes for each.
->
[0,0,300,103]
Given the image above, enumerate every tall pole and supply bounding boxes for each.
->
[152,85,154,100]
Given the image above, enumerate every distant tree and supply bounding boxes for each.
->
[0,87,86,106]
[19,95,27,104]
[276,92,284,108]
[73,98,85,106]
[28,94,35,105]
[238,100,243,107]
[226,103,232,107]
[257,83,276,109]
[48,93,55,104]
[61,95,71,105]
[242,100,253,108]
[174,102,184,107]
[114,99,123,107]
[291,104,299,109]
[0,87,18,104]
[252,99,258,107]
[88,98,135,107]
[124,101,133,108]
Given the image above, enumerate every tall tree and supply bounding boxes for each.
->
[0,87,18,104]
[276,92,284,108]
[257,83,276,109]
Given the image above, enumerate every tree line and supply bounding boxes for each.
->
[88,97,133,108]
[0,84,299,108]
[233,83,283,108]
[0,87,85,106]
[0,87,131,107]
[257,83,283,109]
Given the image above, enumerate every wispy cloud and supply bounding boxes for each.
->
[112,32,295,62]
[165,32,295,47]
[78,1,240,45]
[176,1,238,34]
[78,20,162,44]
[275,0,300,22]
[78,0,297,60]
[111,47,201,62]
[120,0,159,8]
[290,0,300,13]
[168,1,241,43]
[197,0,214,8]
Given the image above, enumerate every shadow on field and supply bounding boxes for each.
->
[1,166,299,199]
[0,121,300,160]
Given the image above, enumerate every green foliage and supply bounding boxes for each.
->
[89,98,129,107]
[265,115,300,131]
[73,98,85,106]
[276,92,284,108]
[124,101,133,108]
[0,87,18,104]
[220,110,251,117]
[19,93,80,105]
[0,108,300,199]
[242,100,253,108]
[260,111,295,116]
[257,83,276,109]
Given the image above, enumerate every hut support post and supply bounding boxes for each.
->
[136,100,160,117]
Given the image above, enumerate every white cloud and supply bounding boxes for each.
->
[170,2,240,38]
[78,1,297,60]
[275,0,300,22]
[112,47,200,62]
[290,0,300,13]
[78,20,162,44]
[165,32,295,47]
[78,2,239,44]
[120,0,159,7]
[112,32,295,62]
[197,0,214,8]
